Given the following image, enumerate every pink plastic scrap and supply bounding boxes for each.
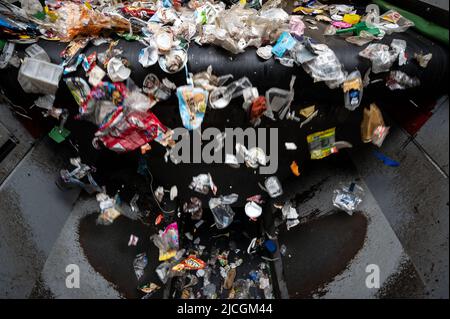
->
[289,16,305,39]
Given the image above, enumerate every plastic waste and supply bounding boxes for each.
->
[272,32,297,58]
[96,192,122,225]
[358,43,396,74]
[59,157,101,194]
[245,201,262,219]
[177,85,208,130]
[189,173,217,195]
[107,57,131,82]
[414,52,432,68]
[371,125,390,147]
[25,44,50,62]
[209,77,252,109]
[343,70,363,111]
[209,194,239,229]
[281,201,299,230]
[202,283,217,299]
[64,77,91,107]
[256,45,273,60]
[158,48,187,73]
[128,234,139,246]
[345,30,379,46]
[151,222,179,261]
[386,70,420,90]
[34,94,55,110]
[378,10,414,34]
[0,42,16,69]
[285,142,297,150]
[301,43,346,89]
[332,182,364,215]
[183,197,203,220]
[236,143,267,169]
[140,283,160,295]
[172,255,206,271]
[289,15,305,39]
[232,279,251,299]
[133,253,148,280]
[307,128,338,160]
[265,75,296,118]
[20,0,43,17]
[18,58,63,95]
[54,2,129,41]
[264,176,283,198]
[373,150,400,167]
[390,39,407,66]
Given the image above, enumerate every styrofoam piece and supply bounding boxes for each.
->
[18,58,63,95]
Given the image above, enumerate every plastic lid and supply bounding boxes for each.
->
[245,201,262,218]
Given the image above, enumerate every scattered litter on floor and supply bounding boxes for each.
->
[1,0,438,300]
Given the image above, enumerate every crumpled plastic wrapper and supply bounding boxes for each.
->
[414,52,432,68]
[390,39,407,66]
[133,253,148,280]
[195,5,289,54]
[300,43,346,89]
[96,192,121,225]
[151,222,179,261]
[359,43,397,74]
[386,70,420,90]
[189,173,217,195]
[54,3,130,41]
[378,10,415,35]
[282,201,300,230]
[209,193,239,229]
[183,197,203,220]
[345,30,380,46]
[332,182,364,215]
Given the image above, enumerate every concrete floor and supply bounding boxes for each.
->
[349,96,449,298]
[274,156,425,299]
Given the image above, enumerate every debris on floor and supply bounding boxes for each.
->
[2,0,442,300]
